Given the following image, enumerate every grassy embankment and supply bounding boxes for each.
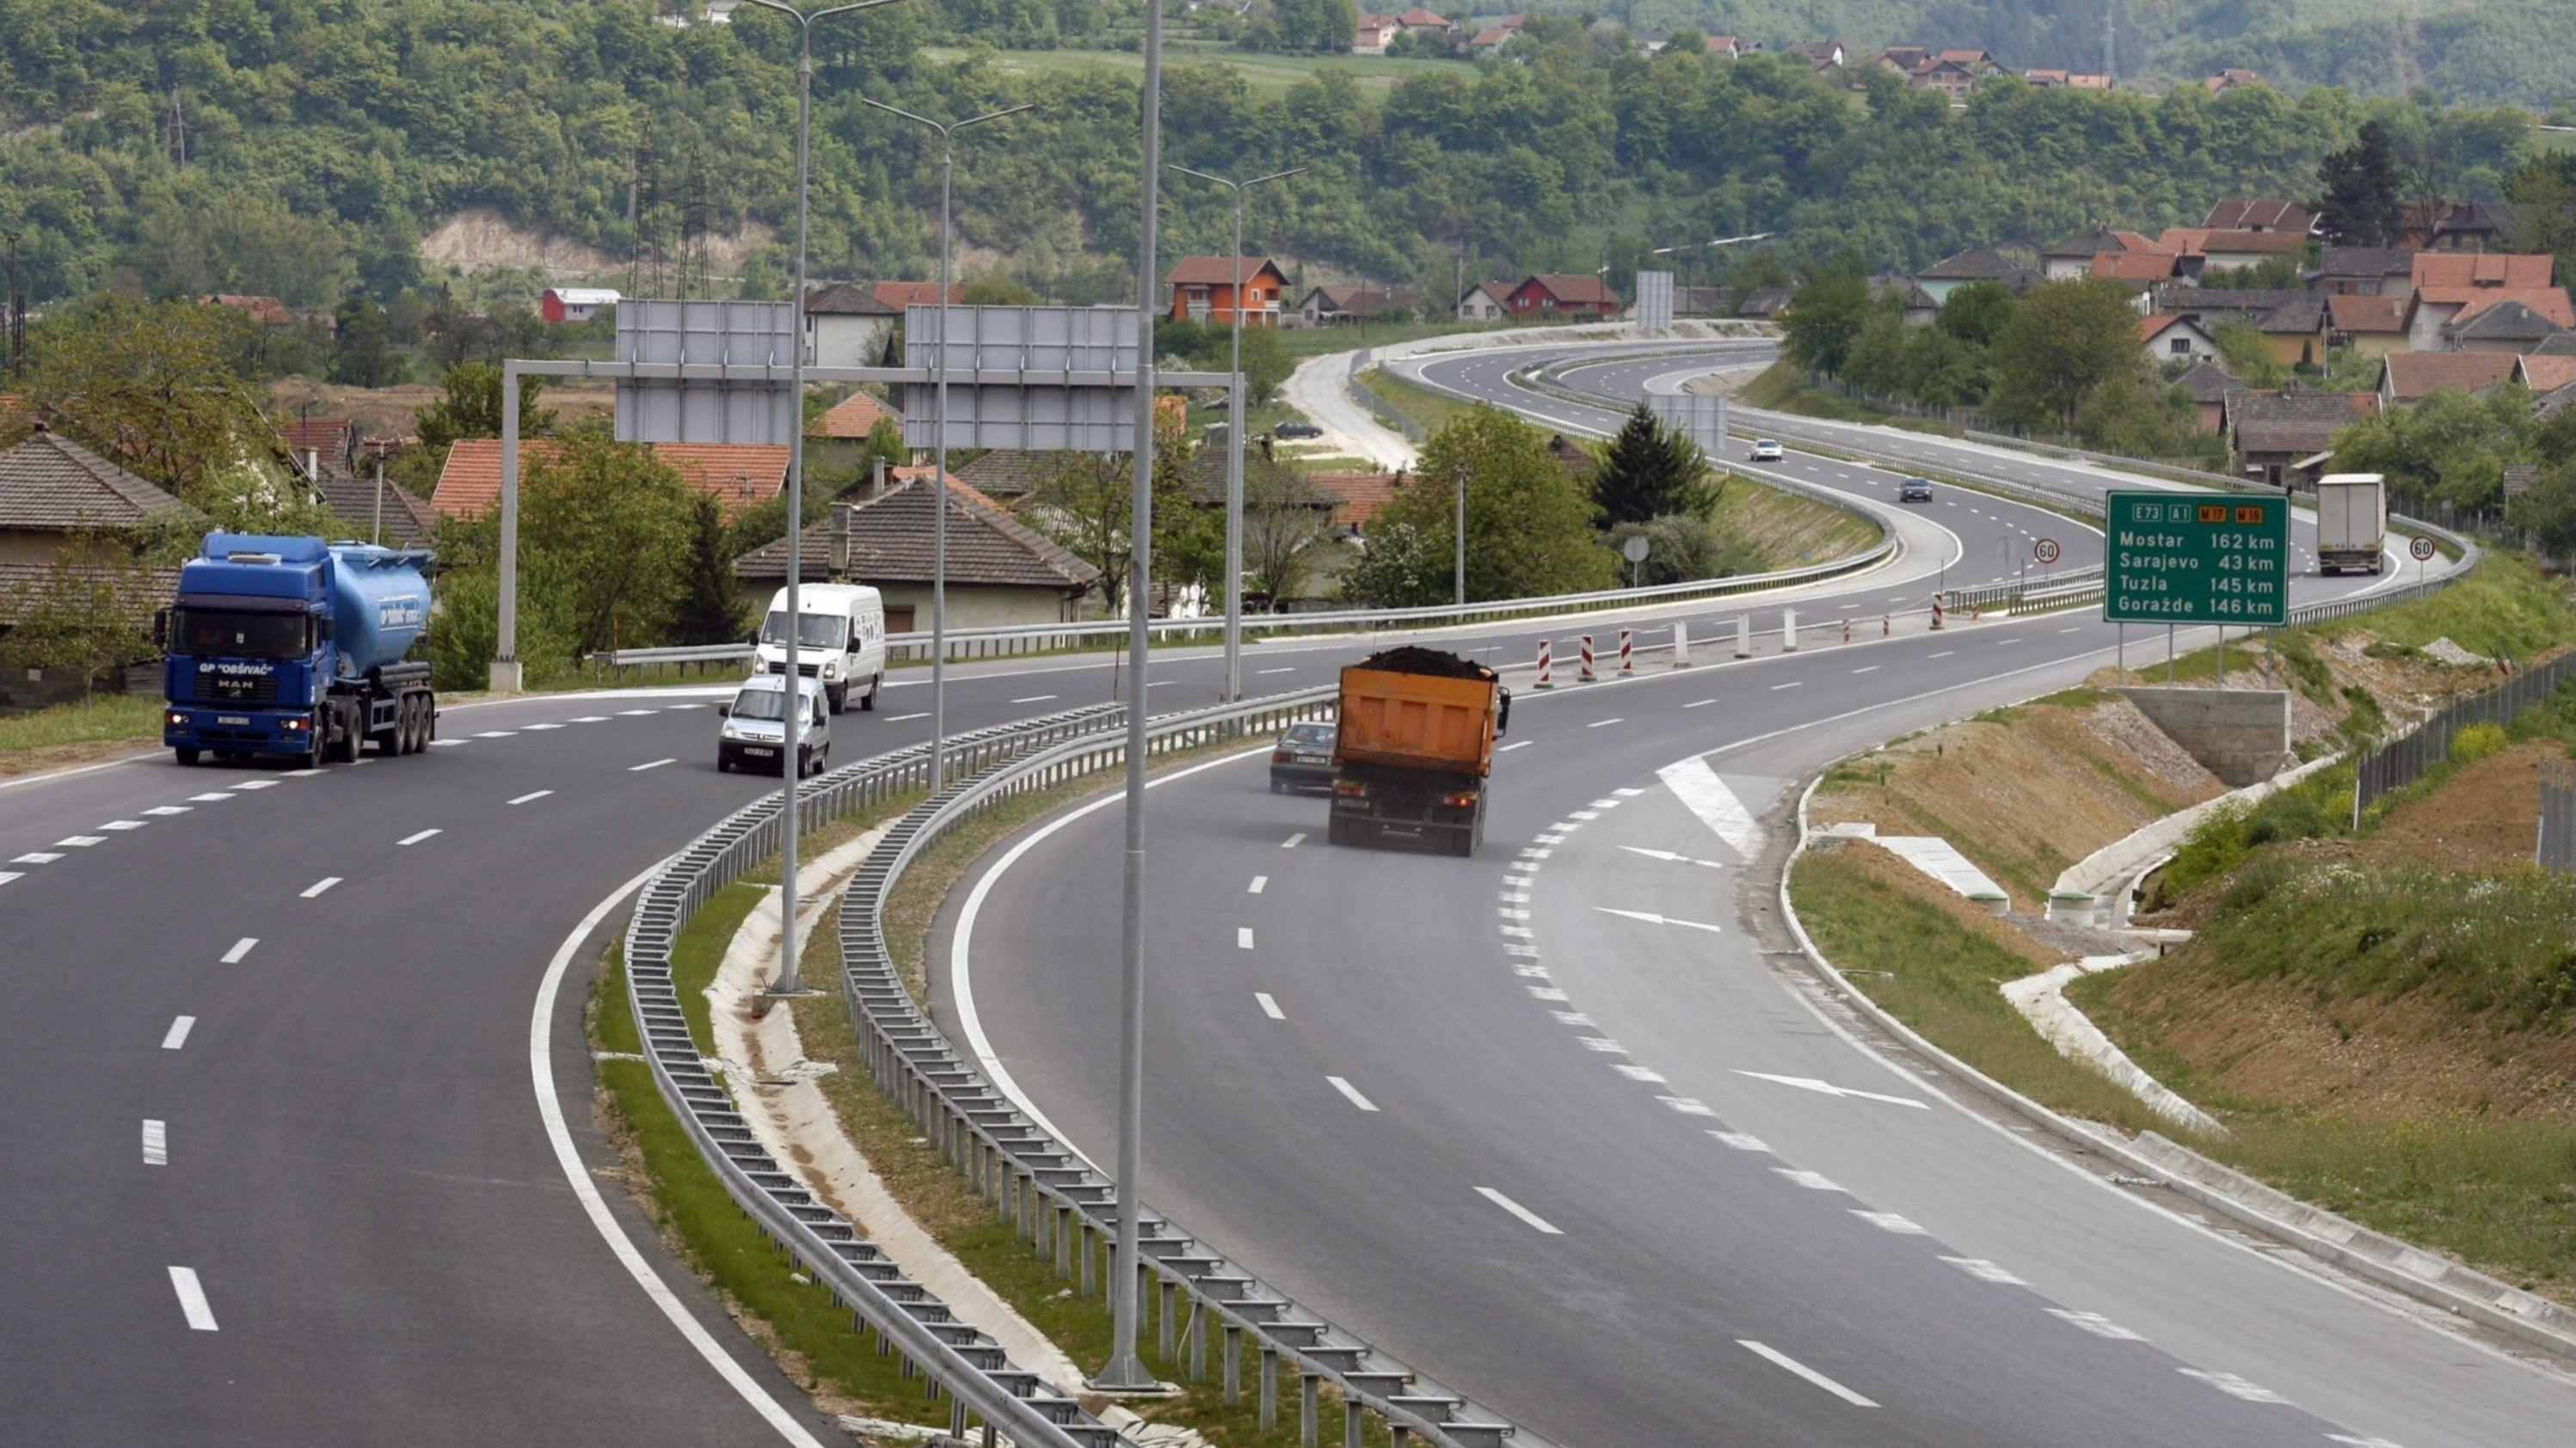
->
[593,737,1394,1444]
[1794,554,2576,1304]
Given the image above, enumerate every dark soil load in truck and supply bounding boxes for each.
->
[1328,646,1509,856]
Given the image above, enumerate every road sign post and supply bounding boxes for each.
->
[2104,492,2290,629]
[2411,532,2435,593]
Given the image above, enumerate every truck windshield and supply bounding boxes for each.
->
[761,611,848,650]
[730,690,790,721]
[169,608,310,659]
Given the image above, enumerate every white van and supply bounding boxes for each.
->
[716,675,830,776]
[753,583,886,715]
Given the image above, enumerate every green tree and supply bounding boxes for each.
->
[962,273,1041,305]
[1356,408,1614,605]
[2316,120,2403,247]
[2074,371,2196,459]
[414,363,556,463]
[1591,404,1710,525]
[2331,386,2535,512]
[518,437,699,659]
[671,494,748,646]
[26,297,267,493]
[329,298,403,388]
[2504,153,2576,311]
[1782,253,1872,377]
[1339,518,1449,608]
[1936,281,2016,349]
[128,183,351,310]
[0,532,155,696]
[1240,456,1334,607]
[2207,319,2293,390]
[1604,512,1754,586]
[1988,279,2152,433]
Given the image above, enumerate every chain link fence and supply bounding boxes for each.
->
[2541,759,2576,873]
[2355,651,2576,816]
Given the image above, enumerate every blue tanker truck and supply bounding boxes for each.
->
[159,532,438,765]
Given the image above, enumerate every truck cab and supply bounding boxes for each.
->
[753,583,886,715]
[161,533,436,765]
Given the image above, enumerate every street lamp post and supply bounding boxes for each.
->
[1165,163,1302,702]
[864,98,1034,785]
[740,0,913,997]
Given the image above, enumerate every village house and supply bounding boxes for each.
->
[2139,314,2219,365]
[1167,257,1289,328]
[1456,282,1512,322]
[2325,294,2413,359]
[734,476,1099,630]
[1297,285,1425,328]
[2406,253,2561,351]
[1503,274,1621,320]
[2170,361,2236,435]
[2223,389,2378,485]
[2377,352,2520,407]
[804,282,901,369]
[1915,248,2041,304]
[2041,228,2163,281]
[540,287,621,324]
[0,426,191,568]
[2312,247,2416,298]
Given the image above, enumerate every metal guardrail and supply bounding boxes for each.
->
[1344,348,1427,445]
[2541,760,2575,873]
[839,686,1526,1448]
[620,703,1139,1448]
[2356,649,2576,816]
[1941,565,2106,614]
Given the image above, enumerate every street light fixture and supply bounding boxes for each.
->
[1165,162,1303,702]
[864,96,1036,787]
[738,0,915,998]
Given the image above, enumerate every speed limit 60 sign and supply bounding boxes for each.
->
[2033,538,2061,565]
[2410,536,2437,562]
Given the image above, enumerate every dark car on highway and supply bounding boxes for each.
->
[1270,721,1337,793]
[1900,476,1935,502]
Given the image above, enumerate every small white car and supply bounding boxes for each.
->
[753,582,886,715]
[1749,439,1785,462]
[716,675,831,776]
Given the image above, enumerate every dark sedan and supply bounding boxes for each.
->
[1269,721,1337,793]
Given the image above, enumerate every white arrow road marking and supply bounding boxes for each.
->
[1475,1187,1562,1235]
[1619,845,1726,870]
[1733,1069,1927,1108]
[1325,1076,1380,1112]
[1255,992,1284,1021]
[301,876,341,898]
[1852,1211,1926,1234]
[1657,754,1762,859]
[2179,1370,2290,1405]
[1941,1257,2028,1285]
[2047,1310,2145,1341]
[169,1267,218,1331]
[143,1120,169,1165]
[1594,906,1724,934]
[1738,1341,1874,1408]
[219,938,257,965]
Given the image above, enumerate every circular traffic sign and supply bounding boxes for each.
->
[2410,536,2437,561]
[1622,536,1651,563]
[2033,538,2061,565]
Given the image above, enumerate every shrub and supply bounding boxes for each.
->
[2453,722,2511,765]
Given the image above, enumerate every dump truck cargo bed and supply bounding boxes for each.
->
[1328,647,1508,856]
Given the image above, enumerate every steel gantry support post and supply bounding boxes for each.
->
[1167,162,1302,701]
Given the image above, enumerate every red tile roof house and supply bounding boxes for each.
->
[2405,253,2562,350]
[2377,352,2521,407]
[199,294,298,328]
[431,439,789,521]
[2138,314,2219,364]
[1505,274,1621,320]
[1166,257,1290,328]
[2203,199,2318,235]
[733,474,1100,631]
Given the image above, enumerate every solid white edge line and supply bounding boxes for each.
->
[169,1266,218,1330]
[1737,1341,1876,1407]
[532,860,829,1448]
[1474,1187,1564,1235]
[1325,1075,1380,1112]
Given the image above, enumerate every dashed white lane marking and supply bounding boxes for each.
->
[1657,754,1763,859]
[1282,832,1306,849]
[1711,1131,1770,1151]
[521,722,564,731]
[1257,666,1296,675]
[2179,1369,2290,1405]
[1851,666,1879,675]
[161,1015,195,1050]
[1011,695,1059,704]
[219,938,257,965]
[618,709,660,716]
[101,820,147,831]
[570,715,612,723]
[144,805,191,816]
[13,852,60,864]
[508,790,554,806]
[1738,1341,1875,1408]
[1941,1256,2028,1285]
[1475,1187,1563,1235]
[1659,1095,1717,1115]
[231,780,278,790]
[2048,1309,2146,1341]
[142,1119,169,1166]
[1255,992,1284,1021]
[1247,875,1268,893]
[1587,717,1623,728]
[189,792,237,802]
[1684,698,1718,709]
[1612,1064,1667,1083]
[1773,1168,1843,1192]
[1235,927,1255,950]
[1497,740,1531,752]
[397,828,442,846]
[476,730,517,739]
[1595,906,1723,934]
[664,703,705,711]
[2323,1436,2406,1447]
[1852,1211,1926,1234]
[887,712,931,722]
[1733,1069,1927,1108]
[1325,1076,1380,1112]
[2058,626,2083,635]
[1769,680,1804,690]
[429,739,467,748]
[169,1267,218,1331]
[301,876,341,898]
[1927,651,1955,659]
[1550,1010,1596,1027]
[629,758,677,772]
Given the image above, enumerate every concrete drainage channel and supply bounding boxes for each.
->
[838,684,1531,1448]
[627,686,1534,1448]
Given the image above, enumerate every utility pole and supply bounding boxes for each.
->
[739,0,917,1000]
[3,231,23,383]
[1167,162,1303,702]
[372,452,386,547]
[1094,0,1165,1397]
[2104,3,2117,80]
[863,97,1033,779]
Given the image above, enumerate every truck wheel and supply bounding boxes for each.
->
[860,674,880,711]
[1327,815,1354,847]
[175,748,200,766]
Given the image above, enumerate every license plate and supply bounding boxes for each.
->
[218,715,249,726]
[744,746,776,758]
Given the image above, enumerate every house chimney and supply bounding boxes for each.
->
[304,447,320,482]
[831,502,854,579]
[871,457,887,500]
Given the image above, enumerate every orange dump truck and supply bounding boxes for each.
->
[1329,647,1510,856]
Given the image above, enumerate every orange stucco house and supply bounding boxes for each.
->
[1166,256,1290,327]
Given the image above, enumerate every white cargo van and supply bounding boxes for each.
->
[753,583,886,714]
[2314,474,2387,576]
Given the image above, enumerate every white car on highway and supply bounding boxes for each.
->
[716,675,831,776]
[1749,439,1784,462]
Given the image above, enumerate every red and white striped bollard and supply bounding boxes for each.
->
[1579,635,1597,683]
[1534,638,1554,689]
[1618,629,1633,674]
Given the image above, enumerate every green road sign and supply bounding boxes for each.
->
[2104,491,2290,626]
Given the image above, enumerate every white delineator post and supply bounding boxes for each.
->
[1782,608,1799,652]
[1734,616,1751,659]
[1674,620,1691,668]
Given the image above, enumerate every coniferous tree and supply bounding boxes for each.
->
[2317,120,2403,247]
[1592,404,1710,526]
[672,494,747,646]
